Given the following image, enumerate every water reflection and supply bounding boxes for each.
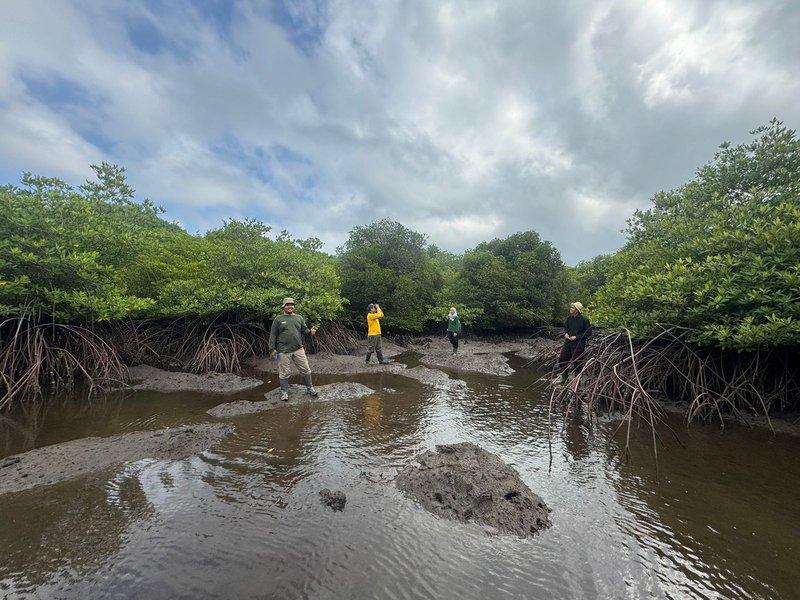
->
[602,417,799,599]
[0,465,153,596]
[0,390,228,458]
[0,354,797,599]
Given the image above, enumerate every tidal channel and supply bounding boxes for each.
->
[1,354,798,599]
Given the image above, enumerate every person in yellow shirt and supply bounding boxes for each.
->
[365,303,386,364]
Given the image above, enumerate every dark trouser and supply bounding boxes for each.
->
[558,342,586,372]
[447,331,459,350]
[366,335,384,363]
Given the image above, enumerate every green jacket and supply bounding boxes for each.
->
[269,313,311,353]
[447,316,461,333]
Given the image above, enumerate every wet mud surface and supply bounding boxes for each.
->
[206,382,376,418]
[127,365,264,393]
[2,336,799,599]
[319,489,347,511]
[400,366,467,390]
[0,423,233,495]
[396,442,551,538]
[514,337,561,364]
[249,341,407,376]
[410,337,519,376]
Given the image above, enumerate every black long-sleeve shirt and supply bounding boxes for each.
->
[564,314,591,345]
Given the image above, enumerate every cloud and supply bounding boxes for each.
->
[1,0,798,264]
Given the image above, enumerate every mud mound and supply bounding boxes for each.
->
[399,366,467,389]
[0,423,234,495]
[420,352,514,376]
[127,365,263,394]
[319,489,347,511]
[396,443,550,537]
[515,338,563,365]
[206,382,375,417]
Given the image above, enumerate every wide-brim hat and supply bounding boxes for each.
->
[570,301,584,313]
[282,297,296,307]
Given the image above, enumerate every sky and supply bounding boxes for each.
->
[1,1,799,264]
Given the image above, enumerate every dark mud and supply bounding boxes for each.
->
[206,382,376,418]
[0,423,234,495]
[400,366,468,390]
[396,442,551,538]
[127,365,263,394]
[249,341,406,376]
[410,338,517,376]
[514,337,561,365]
[319,489,347,511]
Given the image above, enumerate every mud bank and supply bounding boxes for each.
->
[127,365,264,394]
[407,337,528,355]
[400,366,467,390]
[411,337,516,376]
[249,341,406,376]
[0,423,234,495]
[206,382,375,418]
[396,442,551,538]
[514,337,561,365]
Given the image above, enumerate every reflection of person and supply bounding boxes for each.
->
[558,301,591,381]
[365,303,386,364]
[269,297,318,401]
[447,307,461,355]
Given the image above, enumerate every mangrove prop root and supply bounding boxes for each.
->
[542,327,799,457]
[0,316,126,411]
[540,328,800,436]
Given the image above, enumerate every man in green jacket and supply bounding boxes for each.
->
[269,297,318,401]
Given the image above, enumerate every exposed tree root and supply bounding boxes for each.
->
[0,316,126,411]
[542,327,800,459]
[1,316,365,409]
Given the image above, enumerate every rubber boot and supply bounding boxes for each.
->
[279,378,290,401]
[365,352,372,364]
[303,374,318,396]
[377,351,386,365]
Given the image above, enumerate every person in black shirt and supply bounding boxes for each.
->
[558,301,591,382]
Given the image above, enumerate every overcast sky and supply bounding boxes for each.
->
[1,0,798,264]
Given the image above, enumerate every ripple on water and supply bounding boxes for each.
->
[1,363,797,599]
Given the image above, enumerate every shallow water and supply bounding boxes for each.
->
[1,355,799,599]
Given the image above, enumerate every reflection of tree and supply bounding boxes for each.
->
[0,402,45,456]
[560,412,591,462]
[203,377,432,507]
[0,392,131,457]
[602,419,795,600]
[0,467,153,593]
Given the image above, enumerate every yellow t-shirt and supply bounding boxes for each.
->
[367,308,384,336]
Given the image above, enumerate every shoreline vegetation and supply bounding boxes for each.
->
[1,323,796,430]
[2,333,797,497]
[2,121,799,428]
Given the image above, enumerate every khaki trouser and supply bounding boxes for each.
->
[278,348,312,379]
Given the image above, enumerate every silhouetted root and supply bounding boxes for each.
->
[307,321,361,355]
[540,328,800,459]
[105,317,270,373]
[0,316,126,411]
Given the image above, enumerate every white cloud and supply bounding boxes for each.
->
[1,0,798,264]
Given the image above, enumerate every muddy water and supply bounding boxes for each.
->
[1,354,798,600]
